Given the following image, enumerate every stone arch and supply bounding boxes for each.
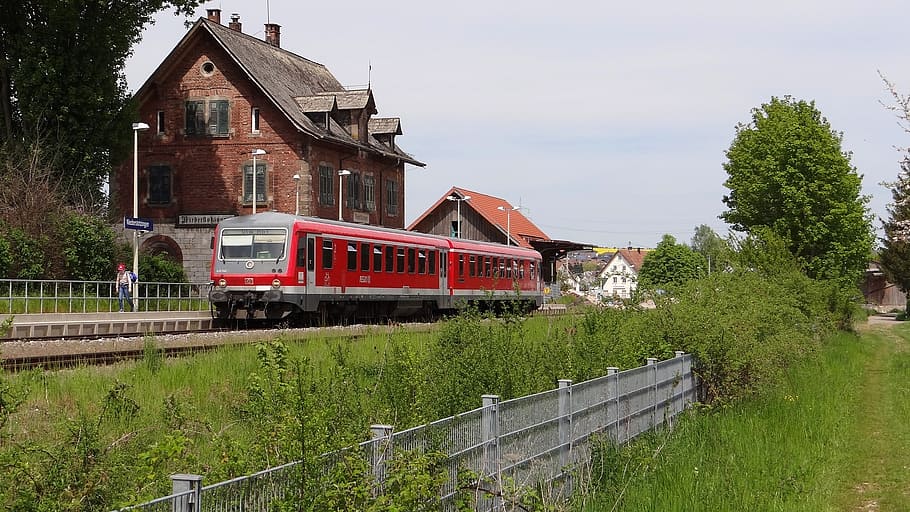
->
[140,235,183,264]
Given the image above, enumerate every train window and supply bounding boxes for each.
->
[296,234,306,268]
[499,260,506,278]
[322,239,333,269]
[347,242,357,271]
[407,248,416,274]
[385,246,395,273]
[469,255,476,278]
[458,254,465,278]
[360,243,370,272]
[396,248,405,273]
[484,257,492,278]
[418,250,426,274]
[512,260,519,279]
[428,251,436,275]
[373,245,383,272]
[529,262,535,280]
[220,229,287,260]
[506,259,512,279]
[519,260,525,279]
[440,252,446,277]
[307,238,315,271]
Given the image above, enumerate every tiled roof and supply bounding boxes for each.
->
[134,17,423,166]
[604,248,650,274]
[295,95,337,113]
[408,186,550,249]
[368,118,402,135]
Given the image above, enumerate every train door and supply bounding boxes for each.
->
[306,235,316,294]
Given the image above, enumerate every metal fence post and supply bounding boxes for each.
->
[481,394,501,509]
[370,424,394,495]
[674,351,686,416]
[646,358,658,428]
[557,379,573,472]
[606,367,619,442]
[170,474,202,512]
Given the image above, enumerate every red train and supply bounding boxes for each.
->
[209,212,543,322]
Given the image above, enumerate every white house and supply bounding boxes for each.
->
[599,248,649,299]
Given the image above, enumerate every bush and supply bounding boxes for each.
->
[138,253,188,283]
[60,213,117,281]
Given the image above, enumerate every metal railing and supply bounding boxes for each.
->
[0,279,212,314]
[116,352,697,511]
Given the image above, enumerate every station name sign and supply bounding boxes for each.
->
[124,217,153,231]
[176,214,234,228]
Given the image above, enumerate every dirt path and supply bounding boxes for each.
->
[845,317,910,511]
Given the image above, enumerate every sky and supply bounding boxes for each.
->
[124,0,910,249]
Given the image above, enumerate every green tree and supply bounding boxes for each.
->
[690,224,728,274]
[638,234,706,290]
[878,75,910,311]
[0,0,202,207]
[720,96,873,281]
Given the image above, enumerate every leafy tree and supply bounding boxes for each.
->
[0,0,202,207]
[61,214,118,281]
[878,75,910,311]
[720,96,874,281]
[638,234,706,290]
[690,224,729,274]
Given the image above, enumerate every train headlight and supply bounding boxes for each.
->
[272,278,281,288]
[218,278,227,288]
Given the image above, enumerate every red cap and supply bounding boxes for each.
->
[117,263,125,271]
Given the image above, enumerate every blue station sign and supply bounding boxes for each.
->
[124,217,154,231]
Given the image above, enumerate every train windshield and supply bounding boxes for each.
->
[220,228,288,260]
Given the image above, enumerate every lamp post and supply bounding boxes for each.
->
[497,205,520,246]
[446,194,471,238]
[338,169,351,220]
[131,122,149,309]
[292,173,301,215]
[250,149,266,214]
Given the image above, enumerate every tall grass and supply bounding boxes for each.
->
[577,331,866,511]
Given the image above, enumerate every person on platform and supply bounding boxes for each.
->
[116,263,134,312]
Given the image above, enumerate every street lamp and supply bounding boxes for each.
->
[292,173,301,215]
[446,194,471,238]
[338,169,351,220]
[250,149,266,214]
[131,122,149,309]
[497,205,520,246]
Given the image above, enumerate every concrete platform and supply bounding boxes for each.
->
[1,311,214,339]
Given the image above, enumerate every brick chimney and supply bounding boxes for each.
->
[265,23,281,47]
[206,8,221,24]
[228,13,242,32]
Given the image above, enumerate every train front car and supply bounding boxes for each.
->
[209,212,299,320]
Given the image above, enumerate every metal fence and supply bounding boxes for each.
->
[115,352,697,511]
[0,279,212,314]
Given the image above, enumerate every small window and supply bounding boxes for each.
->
[347,242,357,271]
[307,238,315,271]
[469,255,476,278]
[156,111,165,135]
[428,251,437,276]
[251,107,260,133]
[396,248,405,273]
[322,239,334,269]
[485,257,492,278]
[373,245,383,272]
[386,179,398,216]
[208,100,229,135]
[318,164,334,206]
[418,250,426,274]
[243,161,267,204]
[363,175,375,211]
[147,165,172,205]
[458,254,465,278]
[296,234,306,268]
[201,61,215,75]
[360,243,370,272]
[385,246,395,273]
[407,248,416,274]
[450,221,458,238]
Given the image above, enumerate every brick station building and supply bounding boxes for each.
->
[113,9,424,282]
